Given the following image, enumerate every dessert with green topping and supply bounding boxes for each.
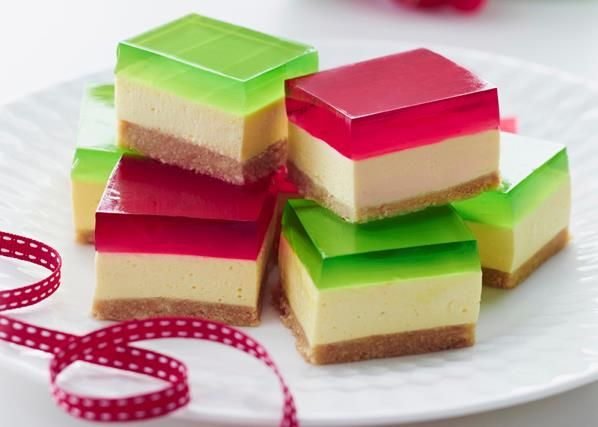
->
[278,199,482,364]
[115,14,318,185]
[453,132,571,288]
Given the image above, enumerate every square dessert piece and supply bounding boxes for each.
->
[93,156,277,326]
[278,200,482,364]
[286,48,500,223]
[115,14,318,185]
[453,132,571,289]
[71,84,131,243]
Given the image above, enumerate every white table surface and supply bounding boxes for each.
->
[1,1,597,426]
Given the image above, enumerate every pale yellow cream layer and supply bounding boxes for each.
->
[71,179,105,235]
[466,178,571,272]
[279,237,481,346]
[116,75,287,161]
[94,219,275,307]
[289,123,500,209]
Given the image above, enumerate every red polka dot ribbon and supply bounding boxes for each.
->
[0,231,298,426]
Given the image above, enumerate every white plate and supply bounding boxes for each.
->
[1,40,598,427]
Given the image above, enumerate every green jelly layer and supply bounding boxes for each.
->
[453,132,570,228]
[72,147,124,183]
[71,84,131,183]
[282,200,480,290]
[88,84,114,107]
[76,84,116,151]
[115,14,318,115]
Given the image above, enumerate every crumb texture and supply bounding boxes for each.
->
[275,289,475,365]
[75,230,95,244]
[93,297,261,327]
[483,228,569,289]
[288,162,500,223]
[120,121,287,185]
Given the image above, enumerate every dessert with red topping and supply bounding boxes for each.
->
[93,156,277,325]
[286,48,500,223]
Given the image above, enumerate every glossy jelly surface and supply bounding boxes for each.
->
[286,48,499,160]
[453,132,570,228]
[282,199,480,289]
[116,14,318,115]
[96,156,277,259]
[71,84,131,183]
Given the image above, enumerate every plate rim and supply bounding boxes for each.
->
[0,39,597,426]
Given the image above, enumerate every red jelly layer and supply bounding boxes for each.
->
[500,116,518,134]
[272,166,299,197]
[95,156,276,260]
[286,48,499,160]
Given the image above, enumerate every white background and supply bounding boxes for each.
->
[1,1,598,426]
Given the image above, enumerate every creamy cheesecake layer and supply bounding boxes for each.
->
[119,121,286,185]
[95,217,275,308]
[279,237,481,346]
[116,75,287,162]
[95,252,264,307]
[71,179,106,243]
[289,123,499,210]
[483,229,569,289]
[279,291,475,364]
[466,178,571,273]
